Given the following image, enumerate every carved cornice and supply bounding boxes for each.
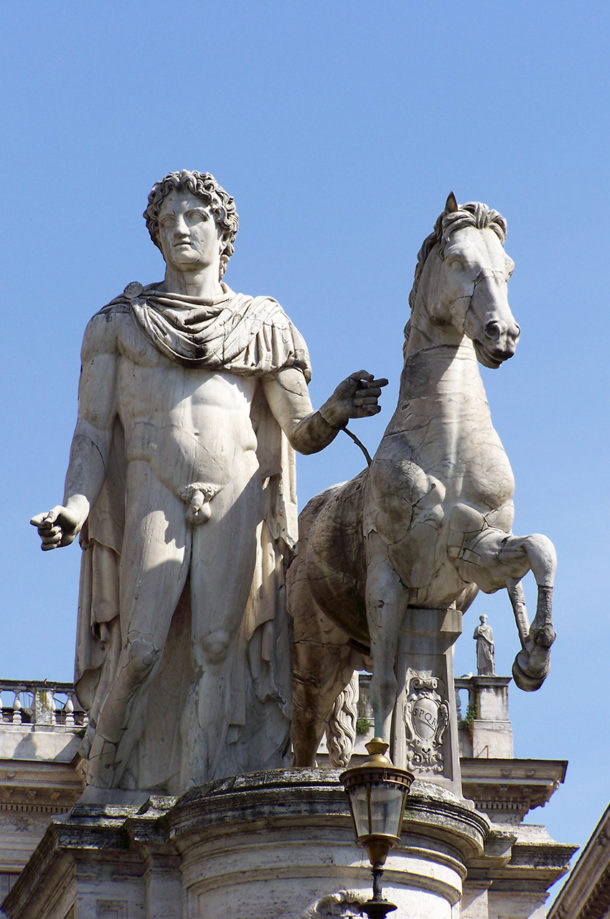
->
[0,802,73,815]
[460,757,567,822]
[0,758,82,817]
[557,864,610,919]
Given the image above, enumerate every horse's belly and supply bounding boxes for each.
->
[306,474,369,644]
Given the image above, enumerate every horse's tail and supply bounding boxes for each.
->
[325,672,359,768]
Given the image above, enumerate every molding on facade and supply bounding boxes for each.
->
[549,804,610,919]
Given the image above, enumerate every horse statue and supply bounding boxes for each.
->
[289,193,557,767]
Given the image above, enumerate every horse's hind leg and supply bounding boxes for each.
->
[291,591,359,767]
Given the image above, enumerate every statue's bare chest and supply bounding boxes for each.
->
[112,311,258,446]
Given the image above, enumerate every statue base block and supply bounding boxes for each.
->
[392,607,463,793]
[3,769,570,919]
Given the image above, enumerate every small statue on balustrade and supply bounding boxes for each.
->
[473,614,495,676]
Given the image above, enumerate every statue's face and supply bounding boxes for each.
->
[158,189,223,274]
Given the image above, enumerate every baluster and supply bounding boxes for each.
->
[12,692,22,725]
[64,696,75,728]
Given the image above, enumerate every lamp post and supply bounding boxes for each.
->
[340,738,414,919]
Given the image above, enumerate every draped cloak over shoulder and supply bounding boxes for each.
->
[75,282,311,792]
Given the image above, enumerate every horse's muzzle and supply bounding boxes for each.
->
[474,338,517,368]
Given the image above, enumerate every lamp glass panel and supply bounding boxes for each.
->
[350,784,372,838]
[369,783,405,837]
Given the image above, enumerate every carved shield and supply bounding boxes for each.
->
[412,695,438,741]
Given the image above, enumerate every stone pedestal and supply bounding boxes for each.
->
[3,769,489,919]
[456,675,514,759]
[2,768,575,919]
[392,607,463,794]
[174,771,490,918]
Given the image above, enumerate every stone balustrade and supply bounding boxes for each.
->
[0,680,86,730]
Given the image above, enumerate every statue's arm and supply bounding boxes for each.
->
[263,367,387,455]
[30,312,118,550]
[64,316,118,512]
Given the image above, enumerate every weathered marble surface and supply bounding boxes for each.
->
[30,170,386,795]
[4,768,574,919]
[291,195,557,777]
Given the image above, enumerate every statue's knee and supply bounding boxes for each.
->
[200,630,231,664]
[122,638,160,685]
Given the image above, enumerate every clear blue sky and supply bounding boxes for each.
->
[2,0,608,894]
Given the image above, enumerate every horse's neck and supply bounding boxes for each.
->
[387,326,492,445]
[402,328,486,399]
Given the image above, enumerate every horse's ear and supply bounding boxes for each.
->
[445,191,458,213]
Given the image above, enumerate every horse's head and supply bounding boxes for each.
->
[409,193,520,368]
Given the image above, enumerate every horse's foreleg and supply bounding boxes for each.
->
[366,534,409,744]
[504,534,556,691]
[506,577,530,645]
[458,528,556,691]
[518,533,556,639]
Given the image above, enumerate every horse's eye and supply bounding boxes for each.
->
[448,257,464,271]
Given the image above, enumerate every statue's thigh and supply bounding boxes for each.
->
[120,461,190,645]
[189,475,263,644]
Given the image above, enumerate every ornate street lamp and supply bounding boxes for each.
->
[340,738,414,919]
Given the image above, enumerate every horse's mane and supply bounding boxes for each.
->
[407,201,507,314]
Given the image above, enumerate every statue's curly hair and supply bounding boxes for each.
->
[143,170,239,279]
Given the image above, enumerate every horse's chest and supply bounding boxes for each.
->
[364,448,445,542]
[364,433,514,557]
[453,443,515,509]
[372,427,513,506]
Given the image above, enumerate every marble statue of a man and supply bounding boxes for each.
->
[473,614,495,676]
[31,170,386,794]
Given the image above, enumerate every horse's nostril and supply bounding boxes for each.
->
[485,320,502,341]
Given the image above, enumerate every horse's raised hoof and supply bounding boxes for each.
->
[512,652,549,692]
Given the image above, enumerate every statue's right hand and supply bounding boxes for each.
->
[30,505,83,551]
